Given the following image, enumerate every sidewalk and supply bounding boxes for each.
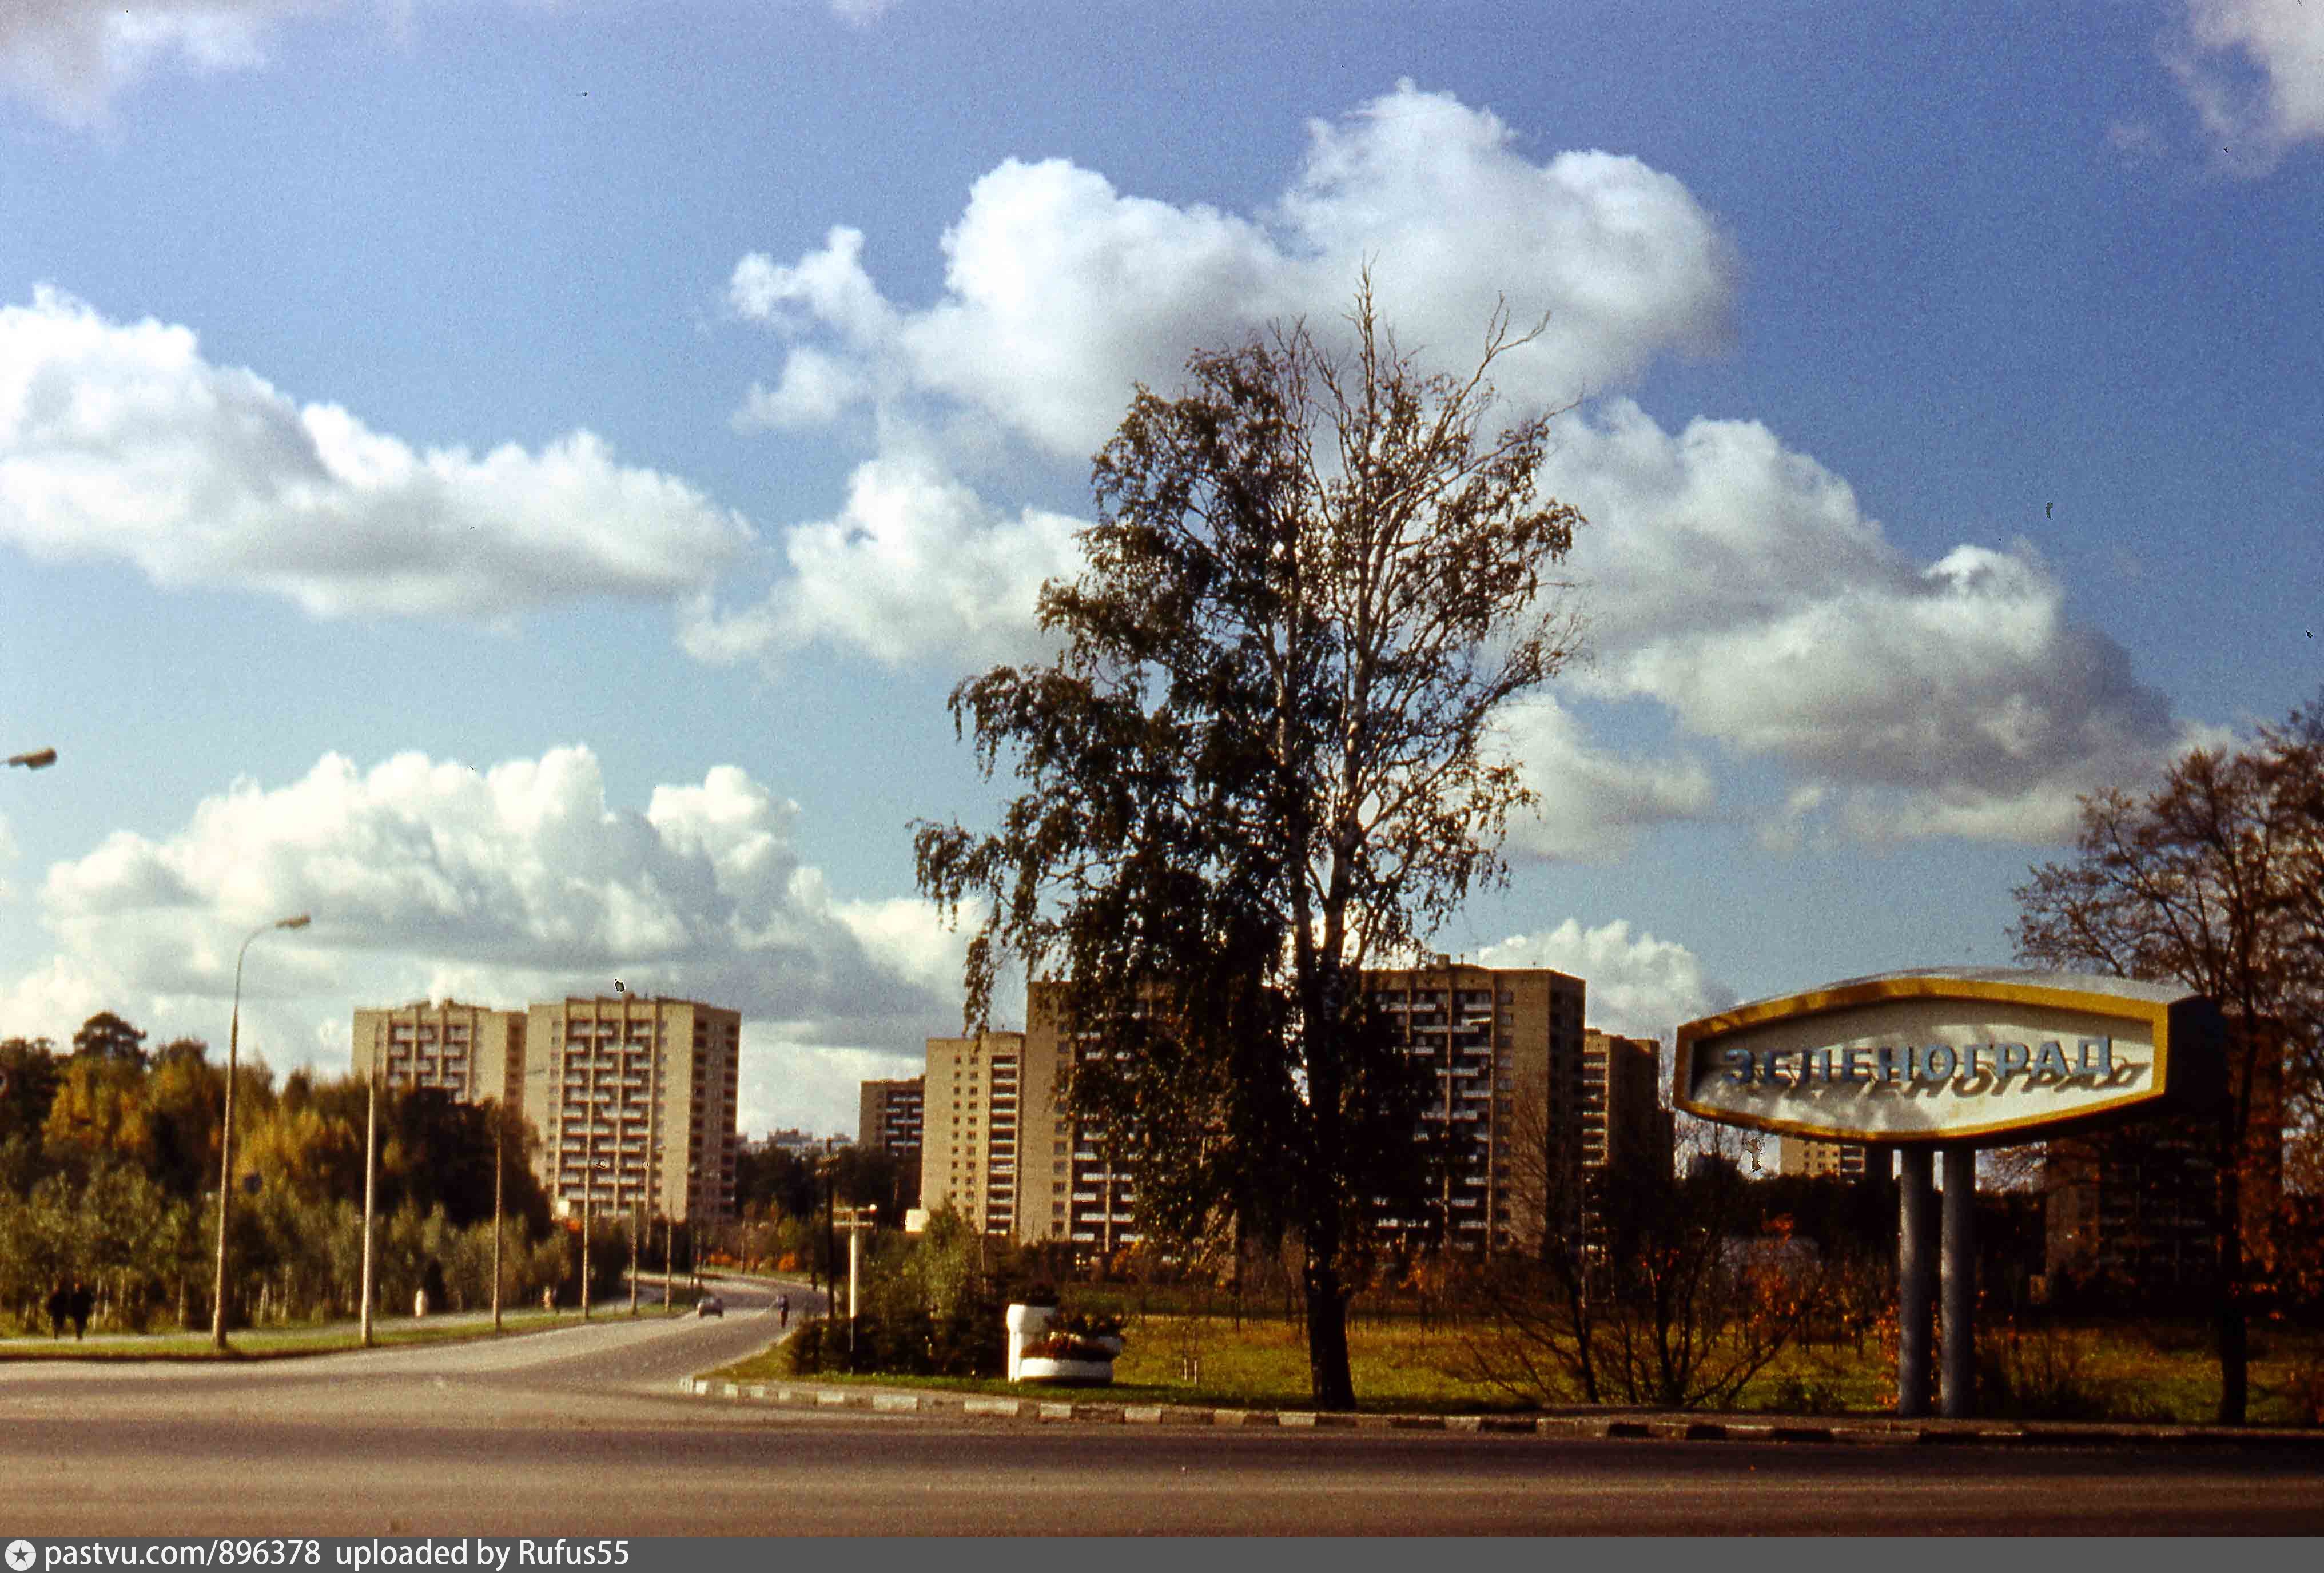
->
[678,1373,2324,1451]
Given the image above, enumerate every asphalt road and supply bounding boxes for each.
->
[2,1280,2321,1536]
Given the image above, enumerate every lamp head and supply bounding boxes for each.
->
[277,914,311,931]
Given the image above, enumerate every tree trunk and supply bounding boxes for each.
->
[1303,1252,1356,1411]
[2215,1101,2249,1425]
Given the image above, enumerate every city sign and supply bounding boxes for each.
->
[1673,968,2224,1148]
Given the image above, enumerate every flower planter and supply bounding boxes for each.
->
[1016,1354,1116,1385]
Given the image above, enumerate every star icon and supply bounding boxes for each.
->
[7,1540,37,1572]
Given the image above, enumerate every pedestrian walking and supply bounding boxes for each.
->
[777,1292,789,1328]
[67,1279,93,1340]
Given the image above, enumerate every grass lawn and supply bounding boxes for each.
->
[0,1301,685,1361]
[712,1308,2324,1425]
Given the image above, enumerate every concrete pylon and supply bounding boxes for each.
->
[1896,1148,1937,1418]
[1940,1145,1978,1418]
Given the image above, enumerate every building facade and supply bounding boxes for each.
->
[522,995,742,1226]
[351,1000,527,1105]
[1776,1136,1869,1179]
[858,1077,926,1158]
[920,963,1617,1255]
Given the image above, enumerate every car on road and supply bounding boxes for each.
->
[697,1294,724,1319]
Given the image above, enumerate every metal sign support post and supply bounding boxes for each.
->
[1940,1145,1979,1419]
[1896,1148,1936,1418]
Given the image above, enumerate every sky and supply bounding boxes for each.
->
[1,0,2319,1142]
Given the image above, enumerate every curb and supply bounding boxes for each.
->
[678,1378,2324,1450]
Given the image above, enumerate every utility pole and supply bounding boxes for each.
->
[490,1104,505,1334]
[359,1060,379,1347]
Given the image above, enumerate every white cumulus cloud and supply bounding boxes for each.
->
[0,288,754,618]
[1542,399,2188,845]
[728,81,1736,460]
[2167,0,2324,172]
[0,0,322,124]
[0,745,958,1136]
[1475,918,1736,1041]
[680,452,1083,668]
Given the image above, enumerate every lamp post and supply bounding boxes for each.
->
[360,1054,379,1346]
[6,747,56,770]
[212,912,310,1349]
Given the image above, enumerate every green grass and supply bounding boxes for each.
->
[0,1301,683,1361]
[709,1309,2324,1425]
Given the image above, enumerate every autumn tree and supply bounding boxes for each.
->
[2013,691,2324,1423]
[71,1010,148,1069]
[915,280,1586,1409]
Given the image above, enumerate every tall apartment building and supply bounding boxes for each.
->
[920,963,1599,1254]
[351,1000,527,1104]
[858,1077,926,1158]
[523,996,742,1226]
[1370,962,1587,1251]
[1776,1136,1869,1179]
[1581,1030,1674,1173]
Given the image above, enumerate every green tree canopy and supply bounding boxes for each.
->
[916,280,1586,1408]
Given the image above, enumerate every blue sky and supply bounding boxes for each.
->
[2,1,2318,1138]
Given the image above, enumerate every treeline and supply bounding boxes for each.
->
[0,1013,579,1335]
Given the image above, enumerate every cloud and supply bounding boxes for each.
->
[1541,399,2188,844]
[1498,698,1715,862]
[0,0,317,124]
[2166,0,2324,172]
[680,452,1082,667]
[715,82,1733,676]
[0,288,754,618]
[1475,918,1736,1040]
[0,745,958,1134]
[729,80,1736,461]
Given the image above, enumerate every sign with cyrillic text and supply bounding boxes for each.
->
[1673,969,2224,1146]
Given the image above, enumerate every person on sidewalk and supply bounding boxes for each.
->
[777,1293,789,1328]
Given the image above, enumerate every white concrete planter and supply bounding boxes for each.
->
[1006,1304,1125,1384]
[1017,1354,1116,1385]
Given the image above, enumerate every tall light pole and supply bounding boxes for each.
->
[359,1054,380,1346]
[211,912,309,1349]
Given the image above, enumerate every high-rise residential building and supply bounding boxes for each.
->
[919,962,1601,1254]
[351,1001,527,1105]
[1582,1030,1675,1174]
[1369,962,1587,1251]
[858,1077,925,1158]
[523,996,742,1226]
[859,1075,928,1222]
[1776,1136,1869,1179]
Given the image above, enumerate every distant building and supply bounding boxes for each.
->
[762,1127,839,1158]
[2043,1044,2283,1300]
[523,996,742,1226]
[1370,962,1587,1252]
[2044,1121,2219,1295]
[858,1077,925,1158]
[920,962,1606,1254]
[1777,1137,1869,1180]
[351,1001,528,1106]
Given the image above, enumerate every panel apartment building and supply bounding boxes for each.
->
[351,1000,527,1105]
[352,994,743,1225]
[525,997,742,1226]
[919,963,1661,1255]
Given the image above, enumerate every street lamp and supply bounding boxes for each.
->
[6,747,56,770]
[211,912,310,1348]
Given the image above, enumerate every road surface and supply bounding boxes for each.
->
[1,1280,2319,1535]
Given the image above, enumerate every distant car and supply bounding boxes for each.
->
[697,1294,724,1319]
